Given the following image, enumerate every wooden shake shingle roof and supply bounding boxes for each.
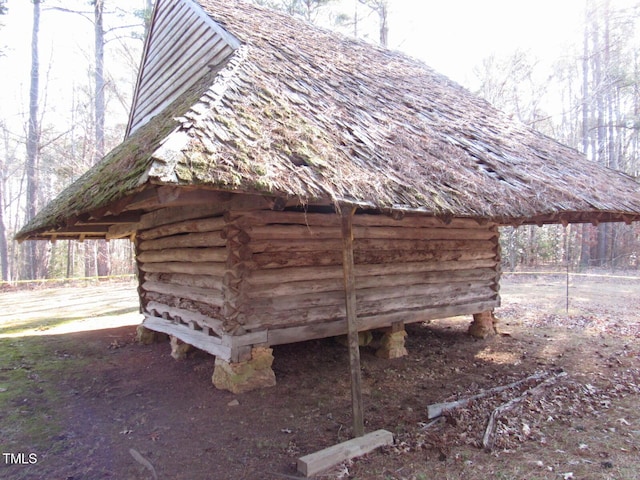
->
[17,0,640,240]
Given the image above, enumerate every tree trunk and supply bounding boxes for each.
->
[378,2,388,47]
[0,177,8,282]
[591,2,608,267]
[526,225,537,266]
[24,0,45,280]
[92,0,110,278]
[579,7,591,269]
[94,0,105,163]
[0,125,11,282]
[66,241,74,279]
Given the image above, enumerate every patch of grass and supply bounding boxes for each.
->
[0,315,86,336]
[0,337,91,453]
[0,306,137,336]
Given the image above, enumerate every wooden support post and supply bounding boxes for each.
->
[341,206,365,438]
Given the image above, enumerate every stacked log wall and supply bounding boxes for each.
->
[135,207,500,355]
[233,210,501,344]
[137,214,230,354]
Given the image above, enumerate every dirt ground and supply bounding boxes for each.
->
[0,273,638,480]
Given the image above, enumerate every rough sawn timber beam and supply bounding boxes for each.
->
[341,206,365,438]
[297,429,393,477]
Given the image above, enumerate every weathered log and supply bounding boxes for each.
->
[144,293,222,322]
[355,249,495,266]
[107,222,138,239]
[246,267,497,299]
[138,189,270,228]
[353,225,497,241]
[142,314,231,359]
[145,301,225,336]
[231,209,489,230]
[139,200,231,230]
[482,371,568,451]
[359,287,496,317]
[138,231,225,251]
[266,299,499,346]
[240,289,497,329]
[253,250,341,268]
[360,281,495,303]
[250,248,496,269]
[249,237,495,255]
[248,225,342,241]
[144,272,223,290]
[138,261,226,276]
[355,238,497,253]
[355,299,499,333]
[353,214,488,230]
[247,265,343,285]
[354,268,498,291]
[138,216,226,240]
[357,258,497,277]
[247,259,496,285]
[137,247,227,263]
[353,214,482,229]
[250,238,343,254]
[244,281,495,313]
[230,209,340,228]
[142,280,223,307]
[246,277,343,298]
[248,225,495,245]
[247,268,498,298]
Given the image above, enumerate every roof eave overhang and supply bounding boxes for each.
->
[498,211,640,227]
[18,190,640,243]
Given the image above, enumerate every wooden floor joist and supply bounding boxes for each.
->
[297,429,394,477]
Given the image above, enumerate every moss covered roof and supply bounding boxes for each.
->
[17,0,640,240]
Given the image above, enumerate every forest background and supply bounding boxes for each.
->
[0,0,639,284]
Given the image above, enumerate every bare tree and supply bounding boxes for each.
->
[252,0,334,22]
[0,122,12,281]
[24,0,49,279]
[358,0,388,47]
[580,0,592,268]
[91,0,111,278]
[47,0,146,279]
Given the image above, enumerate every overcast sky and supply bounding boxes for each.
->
[0,0,627,132]
[390,0,586,84]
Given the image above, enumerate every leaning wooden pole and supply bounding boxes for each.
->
[340,205,365,437]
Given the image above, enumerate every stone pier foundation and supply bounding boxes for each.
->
[468,311,499,339]
[170,335,193,360]
[212,347,276,394]
[136,325,168,345]
[375,324,408,359]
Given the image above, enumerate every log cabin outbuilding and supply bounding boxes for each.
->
[17,0,640,394]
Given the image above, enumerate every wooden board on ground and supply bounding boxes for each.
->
[297,429,393,477]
